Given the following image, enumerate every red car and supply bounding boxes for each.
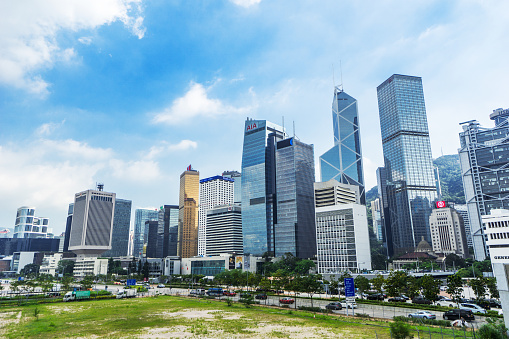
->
[279,297,295,304]
[223,291,236,296]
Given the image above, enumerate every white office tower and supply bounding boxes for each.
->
[454,204,473,249]
[429,204,468,258]
[198,176,234,255]
[206,204,243,256]
[14,207,52,239]
[482,209,509,331]
[68,185,116,257]
[314,179,371,273]
[222,171,242,204]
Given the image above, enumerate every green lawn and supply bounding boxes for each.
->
[0,296,471,338]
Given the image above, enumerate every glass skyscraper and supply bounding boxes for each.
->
[319,87,365,204]
[275,137,316,258]
[241,119,286,256]
[458,108,509,260]
[133,208,159,258]
[377,74,437,255]
[102,198,132,257]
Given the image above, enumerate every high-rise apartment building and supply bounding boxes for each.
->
[314,179,372,273]
[102,199,132,257]
[13,207,51,239]
[429,202,468,258]
[133,208,159,258]
[198,176,234,255]
[68,186,116,257]
[275,137,316,258]
[178,168,199,258]
[377,74,437,255]
[319,87,365,204]
[458,108,509,260]
[222,171,242,204]
[241,119,286,256]
[206,204,243,256]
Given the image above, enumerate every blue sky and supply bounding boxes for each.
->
[1,0,509,235]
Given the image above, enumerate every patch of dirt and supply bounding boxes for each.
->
[47,305,88,314]
[159,309,224,319]
[247,323,340,338]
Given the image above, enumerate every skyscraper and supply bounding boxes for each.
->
[241,119,286,256]
[222,170,242,204]
[377,74,437,255]
[206,204,243,256]
[133,208,159,258]
[13,207,51,239]
[102,198,132,257]
[198,175,234,255]
[178,168,199,258]
[63,203,73,252]
[429,202,468,258]
[319,87,365,204]
[458,108,509,260]
[158,205,179,257]
[275,137,316,258]
[68,186,116,257]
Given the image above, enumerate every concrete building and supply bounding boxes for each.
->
[133,208,159,258]
[275,137,316,258]
[102,198,132,257]
[458,108,509,260]
[0,238,60,256]
[163,256,181,276]
[180,254,263,276]
[429,202,468,258]
[63,203,73,252]
[241,119,287,256]
[454,204,473,249]
[319,87,365,204]
[68,186,116,257]
[73,257,108,278]
[13,207,51,239]
[39,252,63,276]
[205,204,243,256]
[178,168,200,258]
[198,175,234,255]
[157,205,179,258]
[314,179,372,273]
[11,251,43,273]
[377,74,437,256]
[222,170,242,205]
[371,198,383,242]
[482,209,509,333]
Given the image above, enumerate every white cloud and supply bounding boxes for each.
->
[146,140,198,159]
[152,82,253,125]
[35,120,66,137]
[230,0,261,8]
[0,0,145,95]
[78,37,93,45]
[109,159,161,182]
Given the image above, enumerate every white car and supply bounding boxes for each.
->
[340,301,357,309]
[435,297,456,307]
[460,303,487,314]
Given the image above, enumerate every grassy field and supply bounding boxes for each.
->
[0,296,472,338]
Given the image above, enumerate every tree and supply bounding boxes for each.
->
[468,276,488,301]
[445,253,466,269]
[81,275,94,290]
[486,278,500,299]
[57,260,75,276]
[354,276,370,298]
[420,275,440,302]
[21,264,40,279]
[272,269,289,295]
[142,261,149,279]
[405,276,420,299]
[61,276,74,291]
[299,274,322,308]
[295,260,315,275]
[446,273,464,305]
[385,270,409,297]
[371,274,385,294]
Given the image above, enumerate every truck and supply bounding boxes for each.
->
[116,289,137,299]
[206,288,223,296]
[63,290,91,302]
[189,288,206,296]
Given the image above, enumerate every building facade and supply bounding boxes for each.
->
[68,187,116,257]
[158,205,179,258]
[133,208,159,258]
[314,179,372,273]
[319,87,365,204]
[198,176,234,255]
[178,169,200,258]
[222,170,242,205]
[275,137,316,258]
[102,198,132,257]
[429,202,468,258]
[453,204,472,249]
[371,198,384,242]
[206,204,243,256]
[39,252,63,276]
[241,119,286,256]
[13,207,51,239]
[458,108,509,260]
[145,220,159,258]
[73,257,108,278]
[377,74,437,255]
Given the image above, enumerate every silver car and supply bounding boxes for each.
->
[408,311,436,319]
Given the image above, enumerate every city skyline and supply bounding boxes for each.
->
[1,1,509,234]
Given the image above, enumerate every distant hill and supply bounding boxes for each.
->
[434,154,465,204]
[365,186,378,205]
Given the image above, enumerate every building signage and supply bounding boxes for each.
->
[436,201,446,208]
[344,278,355,297]
[246,122,258,132]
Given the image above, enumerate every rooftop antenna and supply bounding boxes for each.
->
[96,183,104,191]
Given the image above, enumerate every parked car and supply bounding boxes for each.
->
[412,296,432,305]
[388,296,406,303]
[435,297,456,308]
[460,303,487,314]
[240,292,252,298]
[279,297,295,304]
[486,299,501,308]
[255,293,267,300]
[340,301,358,309]
[408,311,436,319]
[400,295,409,300]
[473,300,491,310]
[443,309,475,321]
[157,284,165,288]
[366,293,384,301]
[325,302,343,310]
[223,291,236,296]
